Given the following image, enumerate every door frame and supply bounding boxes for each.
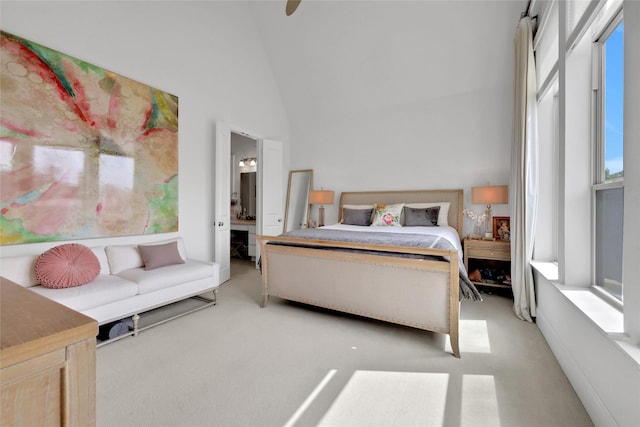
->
[214,121,264,280]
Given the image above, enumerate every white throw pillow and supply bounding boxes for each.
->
[0,254,40,287]
[105,237,186,274]
[105,245,144,274]
[90,246,111,275]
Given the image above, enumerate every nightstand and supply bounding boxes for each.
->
[463,238,511,288]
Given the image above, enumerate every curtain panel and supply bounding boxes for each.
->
[511,16,539,322]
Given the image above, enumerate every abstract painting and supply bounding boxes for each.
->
[0,31,179,245]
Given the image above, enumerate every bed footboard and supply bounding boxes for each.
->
[259,238,460,357]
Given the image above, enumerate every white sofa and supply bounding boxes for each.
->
[1,237,219,343]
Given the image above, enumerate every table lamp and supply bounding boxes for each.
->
[471,185,508,239]
[309,189,334,227]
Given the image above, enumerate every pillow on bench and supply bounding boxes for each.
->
[35,244,100,289]
[138,241,185,270]
[106,238,187,274]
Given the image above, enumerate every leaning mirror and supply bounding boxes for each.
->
[284,169,313,232]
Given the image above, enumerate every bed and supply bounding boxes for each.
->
[256,189,480,358]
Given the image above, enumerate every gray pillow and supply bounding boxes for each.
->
[342,208,374,226]
[403,206,440,226]
[138,241,185,270]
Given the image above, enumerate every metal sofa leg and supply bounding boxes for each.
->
[132,314,140,336]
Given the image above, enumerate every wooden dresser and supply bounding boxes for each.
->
[0,277,98,426]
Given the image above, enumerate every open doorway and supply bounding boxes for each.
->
[230,133,257,269]
[214,120,284,284]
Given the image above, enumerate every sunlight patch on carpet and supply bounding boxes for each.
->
[284,369,337,427]
[318,371,449,426]
[445,319,491,354]
[461,375,500,426]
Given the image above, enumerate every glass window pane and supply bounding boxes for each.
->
[595,187,623,299]
[604,21,624,180]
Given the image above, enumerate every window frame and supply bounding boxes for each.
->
[592,11,624,304]
[534,77,560,264]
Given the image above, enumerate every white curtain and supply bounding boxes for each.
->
[511,16,538,322]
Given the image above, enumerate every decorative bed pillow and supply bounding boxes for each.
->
[138,241,185,270]
[34,244,101,289]
[404,202,450,226]
[342,207,374,226]
[403,206,440,226]
[341,204,374,222]
[371,203,404,226]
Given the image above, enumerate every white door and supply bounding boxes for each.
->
[256,139,284,264]
[214,120,231,283]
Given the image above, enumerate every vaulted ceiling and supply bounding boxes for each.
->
[248,0,527,124]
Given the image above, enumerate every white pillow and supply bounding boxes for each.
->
[404,202,450,226]
[90,246,111,275]
[342,204,375,211]
[106,237,186,274]
[0,254,39,287]
[105,245,143,274]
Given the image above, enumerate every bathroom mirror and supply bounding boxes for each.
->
[240,172,257,218]
[283,169,313,232]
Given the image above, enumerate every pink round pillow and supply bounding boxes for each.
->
[35,243,100,289]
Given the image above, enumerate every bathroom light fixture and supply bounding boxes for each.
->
[238,157,257,167]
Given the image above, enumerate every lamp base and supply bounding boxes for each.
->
[485,206,493,238]
[318,206,325,227]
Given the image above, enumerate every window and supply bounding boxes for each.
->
[602,19,624,181]
[593,16,623,301]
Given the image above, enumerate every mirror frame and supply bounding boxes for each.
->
[283,169,313,232]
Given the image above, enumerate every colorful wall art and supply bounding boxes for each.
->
[0,31,179,245]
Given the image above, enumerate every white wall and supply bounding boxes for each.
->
[291,87,512,233]
[282,1,521,234]
[1,1,520,253]
[0,1,289,260]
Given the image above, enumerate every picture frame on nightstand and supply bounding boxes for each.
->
[493,216,510,241]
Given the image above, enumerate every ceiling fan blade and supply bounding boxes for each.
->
[286,0,302,16]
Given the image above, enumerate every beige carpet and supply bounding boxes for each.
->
[96,259,593,427]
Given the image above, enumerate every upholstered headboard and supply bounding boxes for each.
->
[338,189,464,234]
